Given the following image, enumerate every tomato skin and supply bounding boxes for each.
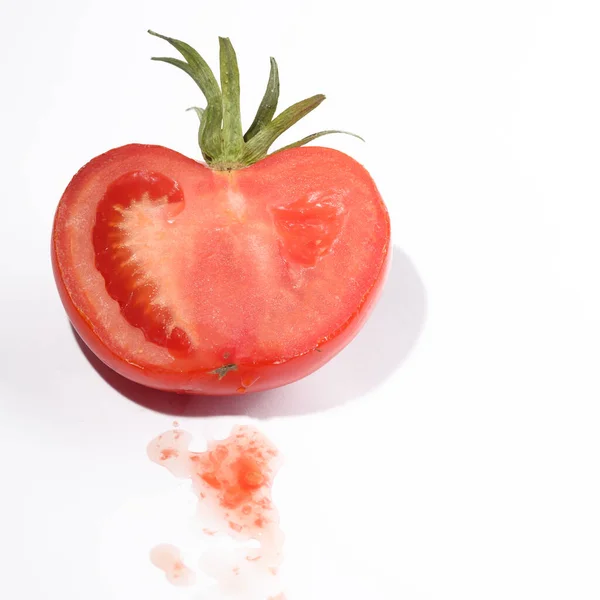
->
[52,144,390,395]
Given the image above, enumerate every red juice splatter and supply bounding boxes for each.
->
[148,425,280,540]
[148,425,285,596]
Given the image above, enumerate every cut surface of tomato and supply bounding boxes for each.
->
[52,144,390,394]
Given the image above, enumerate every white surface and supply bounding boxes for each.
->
[1,0,600,598]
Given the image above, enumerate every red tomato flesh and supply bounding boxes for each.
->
[52,144,390,394]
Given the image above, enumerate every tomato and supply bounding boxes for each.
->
[51,32,390,395]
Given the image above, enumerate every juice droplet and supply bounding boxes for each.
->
[149,543,195,587]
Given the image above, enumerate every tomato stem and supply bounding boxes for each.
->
[148,31,363,170]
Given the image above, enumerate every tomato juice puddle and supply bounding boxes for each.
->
[148,425,285,598]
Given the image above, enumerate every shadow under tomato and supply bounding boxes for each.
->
[72,245,426,418]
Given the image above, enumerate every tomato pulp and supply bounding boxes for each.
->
[52,144,390,394]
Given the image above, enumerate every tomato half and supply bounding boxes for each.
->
[52,144,390,394]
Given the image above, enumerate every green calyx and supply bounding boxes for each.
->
[148,30,362,171]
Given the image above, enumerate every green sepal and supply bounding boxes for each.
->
[242,94,325,164]
[186,106,209,161]
[244,58,280,142]
[200,103,224,163]
[148,31,221,103]
[219,37,244,163]
[274,129,364,154]
[149,30,222,159]
[186,106,205,122]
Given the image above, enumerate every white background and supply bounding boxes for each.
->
[1,0,600,598]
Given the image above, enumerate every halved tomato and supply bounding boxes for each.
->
[51,33,390,395]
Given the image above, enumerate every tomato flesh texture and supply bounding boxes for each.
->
[93,171,192,353]
[271,191,346,267]
[91,164,366,363]
[53,145,390,394]
[93,172,349,362]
